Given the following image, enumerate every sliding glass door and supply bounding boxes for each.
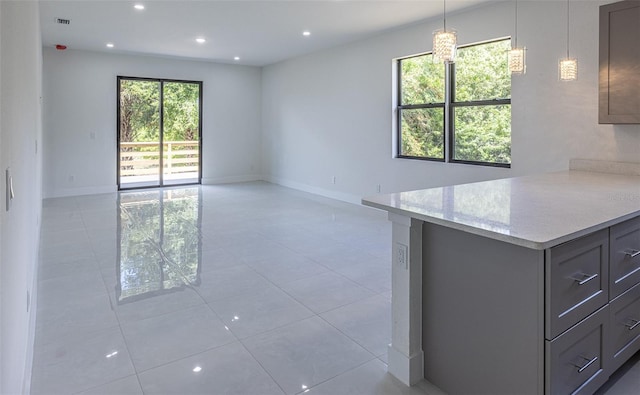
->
[117,77,202,190]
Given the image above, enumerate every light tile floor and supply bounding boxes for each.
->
[31,182,639,394]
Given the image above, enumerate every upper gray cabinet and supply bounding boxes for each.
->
[599,0,640,124]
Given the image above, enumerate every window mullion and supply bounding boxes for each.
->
[444,62,454,163]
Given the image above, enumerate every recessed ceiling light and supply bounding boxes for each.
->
[106,43,114,48]
[234,56,240,61]
[134,4,144,10]
[303,31,311,36]
[195,37,206,44]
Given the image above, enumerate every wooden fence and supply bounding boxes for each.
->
[120,141,199,177]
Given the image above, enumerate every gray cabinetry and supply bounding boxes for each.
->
[609,216,640,299]
[545,306,609,395]
[546,230,609,339]
[421,216,640,394]
[599,0,640,124]
[609,282,640,371]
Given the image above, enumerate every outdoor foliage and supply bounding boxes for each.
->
[119,80,200,143]
[120,79,160,144]
[162,82,200,142]
[400,57,445,158]
[399,39,511,164]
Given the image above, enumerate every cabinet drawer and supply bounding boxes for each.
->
[547,229,609,339]
[609,281,640,372]
[610,217,640,299]
[545,305,609,395]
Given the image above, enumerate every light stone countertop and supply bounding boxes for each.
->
[362,170,640,250]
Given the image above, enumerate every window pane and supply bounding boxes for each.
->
[454,40,511,102]
[400,56,445,104]
[400,107,444,159]
[162,82,200,185]
[453,105,511,164]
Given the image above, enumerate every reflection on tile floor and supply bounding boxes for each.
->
[32,182,640,394]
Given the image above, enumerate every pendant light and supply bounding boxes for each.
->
[433,0,456,63]
[509,0,526,74]
[559,0,577,81]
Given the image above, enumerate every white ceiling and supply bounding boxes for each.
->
[40,0,496,67]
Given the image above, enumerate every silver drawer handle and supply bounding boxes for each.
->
[625,319,640,331]
[623,249,640,258]
[573,356,598,373]
[569,272,599,285]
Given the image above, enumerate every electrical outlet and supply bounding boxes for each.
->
[396,243,408,270]
[376,184,381,193]
[332,176,336,184]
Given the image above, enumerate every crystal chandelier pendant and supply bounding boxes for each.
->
[433,29,457,64]
[509,47,526,74]
[559,0,577,81]
[559,57,578,81]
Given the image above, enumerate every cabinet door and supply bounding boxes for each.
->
[599,0,640,124]
[609,282,640,372]
[545,306,609,395]
[546,229,609,339]
[610,216,640,299]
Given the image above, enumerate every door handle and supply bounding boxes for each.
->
[5,168,13,212]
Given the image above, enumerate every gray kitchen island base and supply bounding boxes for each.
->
[364,168,640,395]
[422,222,545,394]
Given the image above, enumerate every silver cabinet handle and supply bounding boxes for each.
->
[623,249,640,258]
[569,272,599,285]
[625,319,640,331]
[573,356,598,373]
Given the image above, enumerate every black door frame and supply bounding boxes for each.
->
[117,76,203,190]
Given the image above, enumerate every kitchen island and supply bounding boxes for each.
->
[363,161,640,394]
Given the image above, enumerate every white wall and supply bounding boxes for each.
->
[43,49,262,198]
[0,1,43,393]
[261,0,640,203]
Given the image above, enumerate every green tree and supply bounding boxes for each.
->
[162,82,200,142]
[453,40,511,164]
[400,56,445,158]
[119,80,160,144]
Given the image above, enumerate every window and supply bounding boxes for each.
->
[397,39,511,167]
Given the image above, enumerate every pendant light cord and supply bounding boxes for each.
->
[566,0,570,58]
[443,0,447,31]
[514,0,518,48]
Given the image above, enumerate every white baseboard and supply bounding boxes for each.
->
[201,174,262,185]
[263,175,361,205]
[44,175,365,207]
[46,185,117,198]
